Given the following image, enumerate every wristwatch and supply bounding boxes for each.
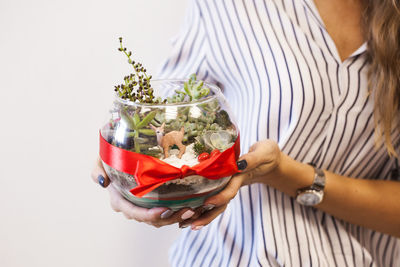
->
[296,163,326,206]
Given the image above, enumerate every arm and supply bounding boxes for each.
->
[188,140,400,237]
[269,154,400,237]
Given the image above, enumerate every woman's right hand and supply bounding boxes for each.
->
[91,157,197,228]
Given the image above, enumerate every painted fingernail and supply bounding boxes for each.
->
[98,175,105,187]
[237,160,247,170]
[202,204,215,211]
[160,209,174,219]
[181,210,195,220]
[179,222,190,229]
[192,225,204,231]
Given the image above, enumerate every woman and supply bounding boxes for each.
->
[92,0,400,266]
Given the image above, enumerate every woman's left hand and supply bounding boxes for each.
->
[180,140,282,230]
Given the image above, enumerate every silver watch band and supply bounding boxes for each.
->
[312,166,325,190]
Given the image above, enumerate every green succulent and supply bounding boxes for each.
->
[201,98,220,113]
[168,74,210,103]
[184,74,210,100]
[120,108,157,153]
[196,130,234,152]
[112,38,238,158]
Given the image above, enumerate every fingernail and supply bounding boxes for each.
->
[237,160,247,170]
[160,209,174,219]
[181,210,195,220]
[98,175,105,187]
[179,222,190,229]
[202,204,215,211]
[192,225,204,231]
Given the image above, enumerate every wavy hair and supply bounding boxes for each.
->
[363,0,400,156]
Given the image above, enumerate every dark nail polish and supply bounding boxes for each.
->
[179,222,190,229]
[237,160,247,170]
[160,209,174,219]
[98,175,105,187]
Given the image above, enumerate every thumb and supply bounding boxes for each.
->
[237,140,280,172]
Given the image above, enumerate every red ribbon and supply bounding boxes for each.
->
[99,132,240,197]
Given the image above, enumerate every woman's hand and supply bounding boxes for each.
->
[91,157,196,228]
[181,140,282,230]
[178,138,400,237]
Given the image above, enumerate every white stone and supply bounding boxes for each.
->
[161,144,204,185]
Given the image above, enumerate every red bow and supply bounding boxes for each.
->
[99,133,240,197]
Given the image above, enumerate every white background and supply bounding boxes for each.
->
[0,0,188,266]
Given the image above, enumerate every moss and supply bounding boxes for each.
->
[193,142,211,155]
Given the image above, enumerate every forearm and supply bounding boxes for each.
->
[265,153,400,237]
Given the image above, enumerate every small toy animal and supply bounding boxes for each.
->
[150,123,186,159]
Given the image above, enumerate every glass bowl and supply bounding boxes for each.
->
[100,80,239,210]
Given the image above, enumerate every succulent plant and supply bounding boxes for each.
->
[209,131,234,150]
[201,98,220,113]
[184,74,211,100]
[111,38,237,159]
[119,108,157,153]
[168,74,210,103]
[195,130,234,152]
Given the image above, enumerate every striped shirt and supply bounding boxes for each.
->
[157,0,400,266]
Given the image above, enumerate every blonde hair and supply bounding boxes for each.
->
[363,0,400,157]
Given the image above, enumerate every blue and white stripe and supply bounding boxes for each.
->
[158,0,400,266]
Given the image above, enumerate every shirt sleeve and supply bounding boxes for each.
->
[156,0,215,83]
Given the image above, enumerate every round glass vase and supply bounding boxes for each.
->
[100,79,239,210]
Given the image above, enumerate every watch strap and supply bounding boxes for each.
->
[307,162,325,191]
[312,166,325,190]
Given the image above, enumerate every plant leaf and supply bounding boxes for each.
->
[189,73,196,83]
[184,82,190,96]
[137,111,157,129]
[133,113,140,125]
[194,81,203,90]
[138,129,156,136]
[120,109,136,130]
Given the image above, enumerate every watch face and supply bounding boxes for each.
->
[296,190,323,206]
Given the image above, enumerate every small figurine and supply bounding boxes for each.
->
[150,123,186,159]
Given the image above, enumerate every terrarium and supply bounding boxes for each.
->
[99,38,240,210]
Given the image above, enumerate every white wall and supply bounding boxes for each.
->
[0,1,187,266]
